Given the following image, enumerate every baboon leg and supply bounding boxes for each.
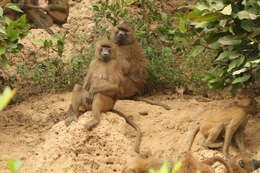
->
[203,123,224,149]
[84,94,115,130]
[65,104,77,126]
[234,130,245,152]
[234,119,247,152]
[65,84,89,126]
[25,9,54,34]
[135,97,171,110]
[223,121,241,158]
[112,109,142,153]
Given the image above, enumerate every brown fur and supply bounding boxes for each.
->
[122,152,233,173]
[122,157,164,173]
[187,97,258,158]
[176,152,233,173]
[227,152,260,173]
[65,39,142,153]
[110,23,171,110]
[46,0,69,24]
[2,0,54,34]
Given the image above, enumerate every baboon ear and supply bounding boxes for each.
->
[239,160,245,168]
[129,168,137,173]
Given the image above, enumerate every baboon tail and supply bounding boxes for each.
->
[111,109,142,153]
[187,126,200,150]
[135,97,171,110]
[202,156,233,173]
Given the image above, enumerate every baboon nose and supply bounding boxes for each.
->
[253,159,260,170]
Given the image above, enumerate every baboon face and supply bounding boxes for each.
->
[112,24,135,46]
[234,153,260,172]
[95,40,116,62]
[114,27,129,45]
[99,45,112,62]
[237,98,258,115]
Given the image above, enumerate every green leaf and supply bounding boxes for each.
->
[237,10,257,20]
[190,45,204,57]
[229,52,241,59]
[179,17,186,33]
[221,4,232,15]
[149,169,156,173]
[258,1,260,6]
[241,20,255,32]
[218,36,241,45]
[216,51,229,61]
[172,161,182,173]
[0,24,6,34]
[7,159,21,173]
[32,40,45,47]
[6,22,20,42]
[0,46,6,55]
[160,160,170,173]
[5,3,23,13]
[232,74,251,84]
[227,56,245,72]
[0,7,3,17]
[1,55,9,67]
[67,169,74,173]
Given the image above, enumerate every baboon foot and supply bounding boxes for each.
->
[65,115,78,126]
[84,119,99,130]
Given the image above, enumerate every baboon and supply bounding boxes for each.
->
[187,97,258,158]
[110,23,171,110]
[122,152,233,173]
[66,39,142,153]
[227,152,260,173]
[2,0,69,34]
[46,0,69,25]
[2,0,54,34]
[176,152,233,173]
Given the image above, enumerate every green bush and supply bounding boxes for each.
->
[16,35,94,92]
[0,3,30,67]
[183,0,260,91]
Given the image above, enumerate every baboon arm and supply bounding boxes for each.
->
[223,118,245,158]
[91,83,120,96]
[47,4,67,12]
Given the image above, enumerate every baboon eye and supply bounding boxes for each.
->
[239,160,245,168]
[129,168,136,173]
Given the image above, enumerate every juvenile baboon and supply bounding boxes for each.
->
[187,97,258,158]
[110,23,171,110]
[122,152,233,173]
[66,39,142,153]
[228,152,260,173]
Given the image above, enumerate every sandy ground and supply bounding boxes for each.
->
[1,0,260,173]
[0,93,260,173]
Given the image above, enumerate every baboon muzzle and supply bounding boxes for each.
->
[253,159,260,170]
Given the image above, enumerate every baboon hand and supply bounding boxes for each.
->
[86,89,94,104]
